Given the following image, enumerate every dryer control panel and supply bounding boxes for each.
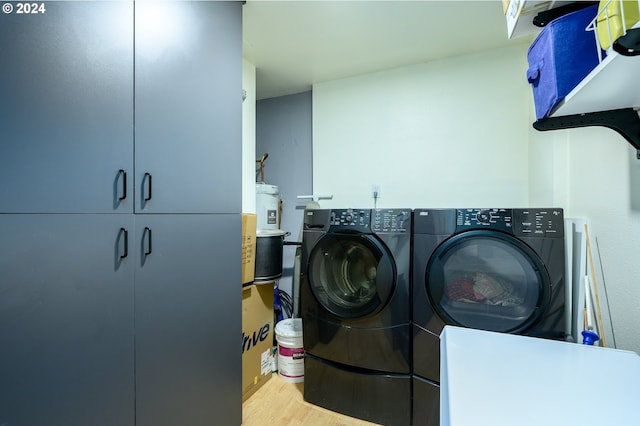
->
[371,209,411,232]
[454,208,565,238]
[329,209,371,231]
[456,208,513,233]
[513,208,564,238]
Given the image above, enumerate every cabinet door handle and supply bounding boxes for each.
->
[144,173,152,202]
[144,227,153,256]
[119,227,129,259]
[118,169,127,201]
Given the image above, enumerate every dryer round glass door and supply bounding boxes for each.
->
[308,233,396,318]
[425,230,550,333]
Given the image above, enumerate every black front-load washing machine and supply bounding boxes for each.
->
[411,208,567,426]
[301,208,411,426]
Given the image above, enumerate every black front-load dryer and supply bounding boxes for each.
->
[301,208,411,426]
[411,208,567,426]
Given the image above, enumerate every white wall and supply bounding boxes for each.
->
[311,43,640,354]
[560,126,640,354]
[313,44,533,209]
[242,59,256,213]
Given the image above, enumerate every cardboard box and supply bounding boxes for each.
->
[505,1,574,39]
[242,213,257,285]
[502,0,510,14]
[242,282,274,402]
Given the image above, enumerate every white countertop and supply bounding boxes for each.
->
[440,326,640,426]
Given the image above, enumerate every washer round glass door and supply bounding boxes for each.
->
[308,233,396,319]
[425,230,550,333]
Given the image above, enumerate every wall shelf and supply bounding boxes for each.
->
[551,32,640,116]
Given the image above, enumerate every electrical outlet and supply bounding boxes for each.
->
[371,184,381,199]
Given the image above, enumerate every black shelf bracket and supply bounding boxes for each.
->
[613,28,640,56]
[533,108,640,159]
[532,1,598,27]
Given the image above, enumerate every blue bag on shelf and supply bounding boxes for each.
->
[527,5,600,119]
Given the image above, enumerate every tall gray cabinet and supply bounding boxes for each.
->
[0,2,242,425]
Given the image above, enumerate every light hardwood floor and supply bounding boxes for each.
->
[242,374,381,425]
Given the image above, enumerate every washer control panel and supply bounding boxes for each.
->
[329,209,371,230]
[456,209,513,233]
[371,209,411,232]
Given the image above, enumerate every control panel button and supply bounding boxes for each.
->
[476,209,492,224]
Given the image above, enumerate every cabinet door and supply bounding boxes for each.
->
[134,214,241,426]
[0,215,135,426]
[0,2,134,213]
[134,1,242,214]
